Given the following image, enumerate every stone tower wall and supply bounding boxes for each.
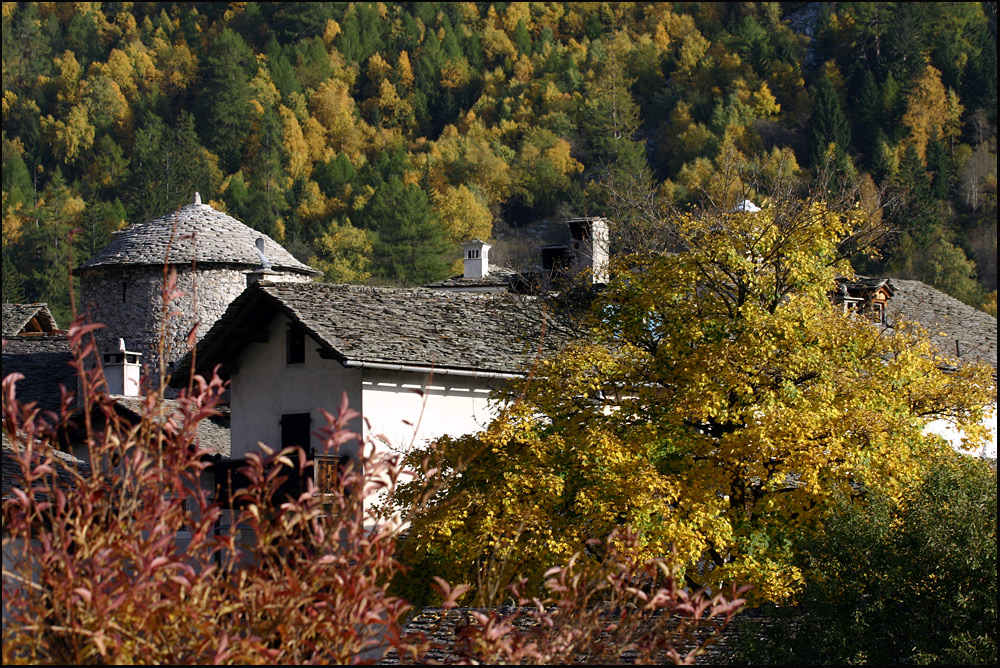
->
[80,264,311,387]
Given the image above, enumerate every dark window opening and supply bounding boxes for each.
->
[122,282,127,303]
[275,412,312,503]
[286,323,306,364]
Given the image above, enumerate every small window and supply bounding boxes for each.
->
[286,324,305,364]
[871,302,885,325]
[275,412,313,503]
[467,249,480,259]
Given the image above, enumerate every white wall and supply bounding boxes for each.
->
[361,368,503,453]
[925,403,998,459]
[229,315,509,462]
[229,314,364,462]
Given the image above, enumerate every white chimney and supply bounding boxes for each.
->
[461,239,492,279]
[104,338,142,396]
[567,217,610,285]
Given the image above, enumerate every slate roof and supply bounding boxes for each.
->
[172,281,576,386]
[2,303,59,336]
[105,397,231,458]
[886,279,997,370]
[424,266,521,290]
[380,605,756,665]
[2,428,92,500]
[74,200,321,277]
[2,336,76,412]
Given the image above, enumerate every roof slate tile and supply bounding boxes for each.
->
[75,203,321,276]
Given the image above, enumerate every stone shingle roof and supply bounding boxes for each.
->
[380,605,754,665]
[2,303,59,336]
[424,266,520,291]
[2,336,76,412]
[172,282,576,386]
[74,200,321,277]
[2,429,92,500]
[105,397,231,458]
[886,279,997,370]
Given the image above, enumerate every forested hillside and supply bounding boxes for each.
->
[2,2,996,325]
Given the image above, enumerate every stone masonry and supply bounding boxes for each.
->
[75,195,320,388]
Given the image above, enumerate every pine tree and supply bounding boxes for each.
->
[362,177,450,285]
[809,75,851,169]
[2,151,34,210]
[512,18,532,56]
[925,133,950,201]
[267,39,302,100]
[852,69,881,163]
[200,28,257,174]
[244,107,288,239]
[1,250,27,304]
[871,131,895,184]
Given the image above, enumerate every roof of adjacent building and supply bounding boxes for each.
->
[74,198,321,277]
[424,266,521,290]
[886,278,997,370]
[2,303,59,336]
[112,397,231,457]
[2,336,76,412]
[837,276,895,298]
[380,604,756,665]
[172,281,577,386]
[2,429,92,500]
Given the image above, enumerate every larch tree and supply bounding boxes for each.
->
[394,191,996,604]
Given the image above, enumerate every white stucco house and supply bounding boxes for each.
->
[170,280,574,502]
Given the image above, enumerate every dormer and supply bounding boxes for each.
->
[103,338,142,396]
[461,239,492,279]
[834,277,895,325]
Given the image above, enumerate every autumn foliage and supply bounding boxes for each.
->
[3,3,996,318]
[2,319,410,663]
[394,196,996,603]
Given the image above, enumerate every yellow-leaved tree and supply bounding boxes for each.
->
[394,195,996,606]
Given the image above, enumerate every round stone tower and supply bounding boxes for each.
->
[75,193,322,387]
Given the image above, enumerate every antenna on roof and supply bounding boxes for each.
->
[194,192,202,205]
[254,238,272,270]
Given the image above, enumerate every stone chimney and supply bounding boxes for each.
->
[567,217,610,285]
[461,239,492,279]
[104,338,142,396]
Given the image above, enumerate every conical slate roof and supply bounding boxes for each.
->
[75,195,320,276]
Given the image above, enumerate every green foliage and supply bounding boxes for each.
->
[808,75,850,169]
[2,150,34,210]
[736,455,998,665]
[128,112,221,223]
[362,177,450,285]
[200,28,258,174]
